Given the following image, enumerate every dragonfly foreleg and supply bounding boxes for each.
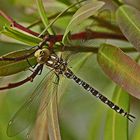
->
[0,64,43,90]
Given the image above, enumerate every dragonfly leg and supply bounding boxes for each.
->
[26,57,34,68]
[0,50,36,61]
[0,64,43,90]
[25,57,38,70]
[26,45,38,51]
[0,45,39,62]
[53,72,60,85]
[37,66,43,75]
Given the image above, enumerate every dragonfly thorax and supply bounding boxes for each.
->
[46,54,68,75]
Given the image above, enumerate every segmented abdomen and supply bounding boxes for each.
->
[64,68,130,119]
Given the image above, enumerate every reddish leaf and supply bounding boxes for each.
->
[97,44,140,99]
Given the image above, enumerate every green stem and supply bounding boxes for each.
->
[38,0,86,37]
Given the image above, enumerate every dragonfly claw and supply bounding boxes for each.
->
[125,113,135,122]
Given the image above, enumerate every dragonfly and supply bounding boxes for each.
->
[0,44,135,137]
[33,48,135,122]
[0,11,135,138]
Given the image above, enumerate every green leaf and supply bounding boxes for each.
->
[116,4,140,52]
[0,49,37,76]
[2,26,42,46]
[62,1,105,43]
[87,107,104,140]
[131,120,140,140]
[36,0,53,34]
[0,12,10,31]
[104,86,129,140]
[0,41,29,55]
[39,0,85,37]
[97,44,140,99]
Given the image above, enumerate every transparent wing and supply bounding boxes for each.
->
[47,85,61,140]
[7,70,56,137]
[30,76,61,140]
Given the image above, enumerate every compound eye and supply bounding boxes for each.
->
[34,49,43,57]
[39,50,44,56]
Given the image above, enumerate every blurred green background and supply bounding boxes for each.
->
[1,0,140,140]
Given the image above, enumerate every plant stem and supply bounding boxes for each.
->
[47,31,127,43]
[0,10,39,36]
[55,45,136,53]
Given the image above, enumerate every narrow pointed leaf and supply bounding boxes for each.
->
[97,44,140,99]
[36,0,52,34]
[0,13,10,31]
[0,41,30,55]
[104,86,129,140]
[62,1,105,43]
[2,26,41,46]
[116,5,140,52]
[0,49,37,76]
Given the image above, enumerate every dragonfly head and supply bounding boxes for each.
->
[34,48,50,64]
